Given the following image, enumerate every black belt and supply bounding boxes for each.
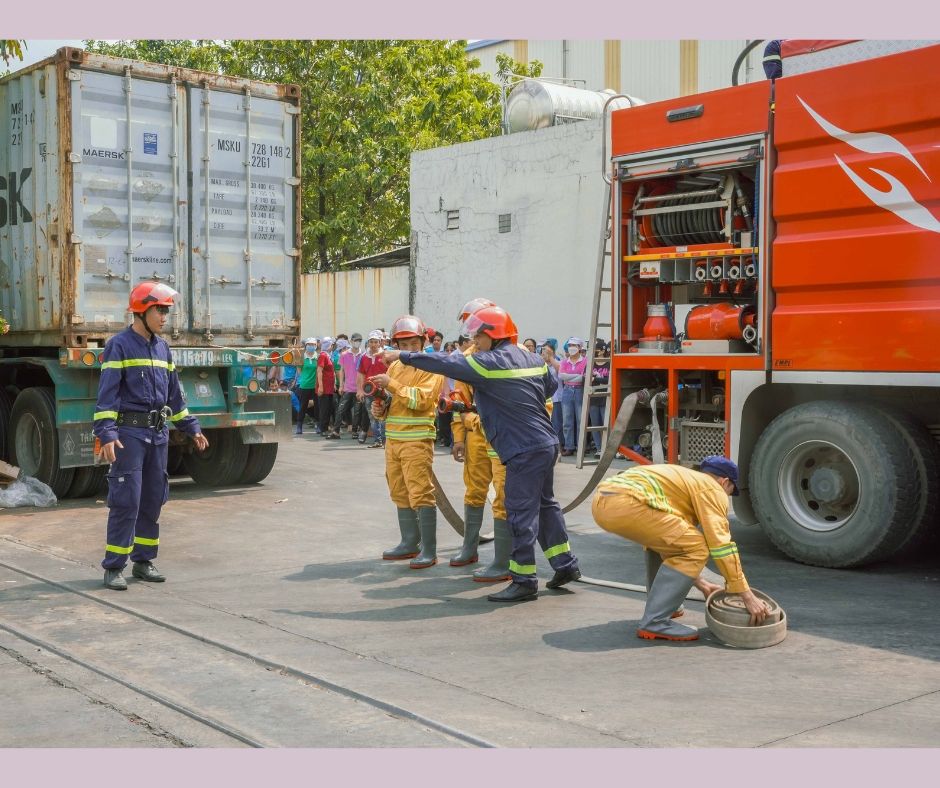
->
[117,407,172,430]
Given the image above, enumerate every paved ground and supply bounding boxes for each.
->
[2,434,940,748]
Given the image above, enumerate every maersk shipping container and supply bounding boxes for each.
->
[0,49,301,498]
[0,47,302,347]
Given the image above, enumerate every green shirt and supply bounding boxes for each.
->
[299,355,319,388]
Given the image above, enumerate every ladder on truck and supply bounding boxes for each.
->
[575,179,613,469]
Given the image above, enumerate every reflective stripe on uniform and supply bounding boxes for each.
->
[106,544,133,554]
[94,410,119,421]
[385,429,436,441]
[102,358,174,371]
[543,542,571,560]
[134,536,159,546]
[386,416,435,426]
[169,408,190,422]
[709,543,739,559]
[402,386,420,410]
[763,54,782,62]
[487,449,500,459]
[466,356,547,379]
[509,560,537,575]
[603,468,676,514]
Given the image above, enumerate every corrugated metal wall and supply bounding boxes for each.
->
[299,265,410,340]
[620,40,681,103]
[699,40,749,92]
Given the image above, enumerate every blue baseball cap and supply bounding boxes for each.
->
[699,456,740,496]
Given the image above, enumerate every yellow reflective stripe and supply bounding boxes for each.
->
[466,356,547,379]
[169,409,189,422]
[543,542,571,560]
[487,450,500,459]
[134,536,159,546]
[763,54,782,62]
[102,359,173,371]
[386,416,435,425]
[710,543,739,559]
[509,560,537,575]
[106,544,133,554]
[94,410,118,420]
[385,430,436,441]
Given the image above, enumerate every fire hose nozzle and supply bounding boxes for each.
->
[438,390,475,415]
[363,380,391,402]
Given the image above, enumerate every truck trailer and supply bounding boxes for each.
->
[0,48,301,498]
[596,40,940,568]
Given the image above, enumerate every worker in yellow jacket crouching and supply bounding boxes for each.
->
[369,315,444,569]
[592,456,768,641]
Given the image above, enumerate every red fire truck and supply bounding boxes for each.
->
[602,41,940,568]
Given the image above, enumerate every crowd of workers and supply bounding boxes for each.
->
[260,330,613,459]
[92,283,769,641]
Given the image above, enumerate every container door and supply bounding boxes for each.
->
[189,86,297,341]
[70,68,187,335]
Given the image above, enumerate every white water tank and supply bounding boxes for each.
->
[505,80,645,133]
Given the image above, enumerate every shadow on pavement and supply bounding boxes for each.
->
[543,619,716,651]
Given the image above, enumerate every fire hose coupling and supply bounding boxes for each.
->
[363,380,392,404]
[438,390,476,415]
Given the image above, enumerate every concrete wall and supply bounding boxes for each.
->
[299,265,410,340]
[410,119,610,345]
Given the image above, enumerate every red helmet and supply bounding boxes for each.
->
[463,306,518,342]
[390,315,426,340]
[130,282,178,313]
[457,298,496,323]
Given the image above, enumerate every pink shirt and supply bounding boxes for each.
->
[559,356,588,386]
[339,350,361,393]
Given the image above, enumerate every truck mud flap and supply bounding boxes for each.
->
[240,393,293,445]
[57,425,98,469]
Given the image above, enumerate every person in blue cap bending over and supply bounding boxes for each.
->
[591,456,768,641]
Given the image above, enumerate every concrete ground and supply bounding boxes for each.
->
[2,434,940,748]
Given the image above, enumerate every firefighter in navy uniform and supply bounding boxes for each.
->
[94,282,208,590]
[384,305,580,602]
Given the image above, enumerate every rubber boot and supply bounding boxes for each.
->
[637,564,699,641]
[645,549,684,619]
[451,505,484,566]
[383,508,421,560]
[410,506,438,568]
[472,518,511,582]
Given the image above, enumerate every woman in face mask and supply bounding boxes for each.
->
[295,338,320,435]
[558,337,588,456]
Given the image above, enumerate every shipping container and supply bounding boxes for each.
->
[0,48,301,497]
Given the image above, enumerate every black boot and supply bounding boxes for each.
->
[488,582,538,602]
[132,561,165,582]
[383,508,421,560]
[103,569,127,590]
[410,506,438,568]
[451,505,484,566]
[546,567,581,589]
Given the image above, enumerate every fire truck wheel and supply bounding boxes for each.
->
[166,445,186,476]
[182,428,249,487]
[750,401,919,568]
[65,466,108,499]
[869,405,940,558]
[237,443,279,485]
[0,386,13,463]
[7,387,75,498]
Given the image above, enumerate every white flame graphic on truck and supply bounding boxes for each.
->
[799,96,940,234]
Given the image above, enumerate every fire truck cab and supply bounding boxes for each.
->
[606,41,940,568]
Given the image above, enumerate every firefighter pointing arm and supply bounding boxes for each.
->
[94,283,208,591]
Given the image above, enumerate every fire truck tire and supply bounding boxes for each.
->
[869,405,940,557]
[182,429,249,487]
[750,401,919,568]
[238,443,279,485]
[7,387,75,498]
[66,466,108,499]
[0,386,13,463]
[166,445,186,476]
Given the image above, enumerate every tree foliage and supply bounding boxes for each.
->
[84,40,517,271]
[1,40,26,70]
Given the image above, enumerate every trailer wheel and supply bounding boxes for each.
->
[750,401,919,568]
[66,466,109,499]
[0,387,13,463]
[237,443,279,485]
[870,405,940,557]
[182,429,249,487]
[7,387,75,498]
[166,445,187,476]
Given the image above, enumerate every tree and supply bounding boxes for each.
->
[84,39,507,271]
[1,40,26,68]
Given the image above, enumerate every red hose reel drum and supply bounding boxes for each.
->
[686,303,756,341]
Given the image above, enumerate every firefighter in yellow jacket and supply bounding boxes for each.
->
[369,315,444,568]
[592,456,768,641]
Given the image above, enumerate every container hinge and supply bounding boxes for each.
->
[668,158,699,172]
[285,177,300,187]
[285,105,301,115]
[209,276,241,287]
[70,234,83,244]
[67,70,82,82]
[251,277,283,290]
[69,152,82,164]
[738,146,763,163]
[94,270,131,283]
[286,248,301,257]
[140,273,176,283]
[71,315,85,325]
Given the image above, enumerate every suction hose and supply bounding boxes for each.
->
[731,40,765,86]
